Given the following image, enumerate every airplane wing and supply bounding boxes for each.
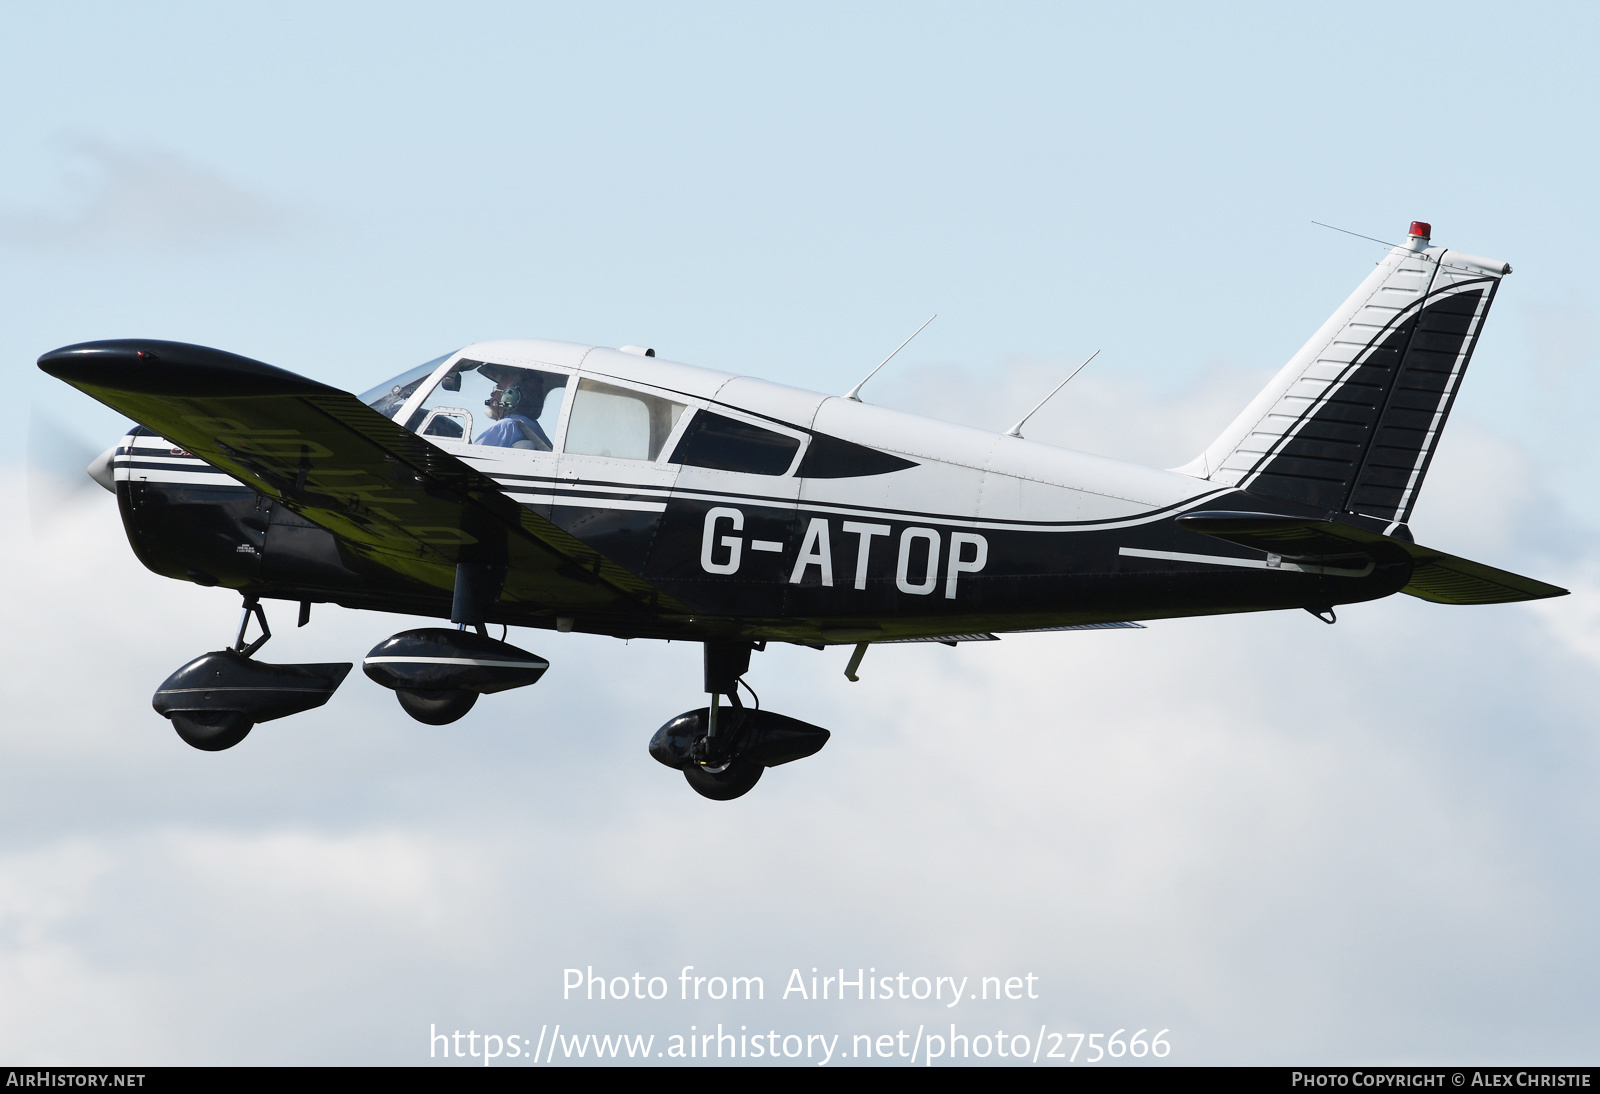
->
[39,339,687,618]
[1175,511,1567,605]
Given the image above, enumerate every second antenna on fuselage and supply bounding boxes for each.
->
[1004,349,1100,439]
[844,314,937,402]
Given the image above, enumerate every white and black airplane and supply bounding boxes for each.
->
[39,221,1565,799]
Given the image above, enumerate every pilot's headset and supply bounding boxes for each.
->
[482,366,523,412]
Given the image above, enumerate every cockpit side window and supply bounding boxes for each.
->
[670,411,801,475]
[360,352,457,420]
[406,359,568,451]
[564,379,686,461]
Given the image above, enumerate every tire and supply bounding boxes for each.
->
[170,710,254,751]
[396,688,479,725]
[682,757,763,801]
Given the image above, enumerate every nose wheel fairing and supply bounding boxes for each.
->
[152,649,352,748]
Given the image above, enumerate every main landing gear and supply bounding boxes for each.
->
[362,627,549,725]
[151,596,352,751]
[648,640,831,801]
[152,601,549,752]
[361,561,551,724]
[153,584,815,795]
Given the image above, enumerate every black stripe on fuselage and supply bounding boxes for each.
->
[120,456,1402,637]
[119,458,231,475]
[485,471,1232,531]
[628,490,1406,623]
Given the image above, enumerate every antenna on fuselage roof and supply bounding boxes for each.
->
[844,314,937,402]
[1004,349,1100,439]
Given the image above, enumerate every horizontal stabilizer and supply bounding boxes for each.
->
[1399,553,1567,605]
[1175,511,1567,605]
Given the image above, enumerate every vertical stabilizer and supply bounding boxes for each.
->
[1176,223,1510,530]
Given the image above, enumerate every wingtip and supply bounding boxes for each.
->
[36,339,335,397]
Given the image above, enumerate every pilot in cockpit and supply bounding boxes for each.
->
[474,367,553,450]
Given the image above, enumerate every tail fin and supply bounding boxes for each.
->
[1176,223,1511,532]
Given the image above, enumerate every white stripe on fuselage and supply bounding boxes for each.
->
[499,491,668,513]
[363,656,549,669]
[115,433,1231,533]
[115,466,234,485]
[115,454,1229,532]
[1119,546,1374,577]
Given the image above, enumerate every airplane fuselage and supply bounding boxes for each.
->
[106,339,1409,645]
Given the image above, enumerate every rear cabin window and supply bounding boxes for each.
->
[564,379,686,461]
[670,411,800,475]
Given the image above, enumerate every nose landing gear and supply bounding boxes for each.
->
[169,708,254,752]
[152,597,353,752]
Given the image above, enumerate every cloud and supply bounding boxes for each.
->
[0,828,504,1064]
[0,841,168,1062]
[873,354,1269,471]
[0,366,1595,1064]
[0,138,290,252]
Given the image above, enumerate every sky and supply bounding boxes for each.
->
[2,1,1599,1066]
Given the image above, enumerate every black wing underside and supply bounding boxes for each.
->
[1176,511,1567,605]
[39,339,686,620]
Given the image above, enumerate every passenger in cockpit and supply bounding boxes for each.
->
[474,369,553,450]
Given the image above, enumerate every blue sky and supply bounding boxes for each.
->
[2,2,1599,1065]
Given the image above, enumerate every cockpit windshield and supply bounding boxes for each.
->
[359,352,458,419]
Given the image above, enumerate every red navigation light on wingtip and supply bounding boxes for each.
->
[1409,221,1432,240]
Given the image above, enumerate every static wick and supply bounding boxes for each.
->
[844,314,937,402]
[1004,349,1100,438]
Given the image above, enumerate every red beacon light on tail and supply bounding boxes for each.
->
[1408,221,1432,241]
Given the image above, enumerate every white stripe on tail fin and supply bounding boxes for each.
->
[1175,223,1511,530]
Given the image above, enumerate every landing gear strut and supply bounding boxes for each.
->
[649,640,831,801]
[692,639,753,764]
[686,685,766,801]
[152,596,352,752]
